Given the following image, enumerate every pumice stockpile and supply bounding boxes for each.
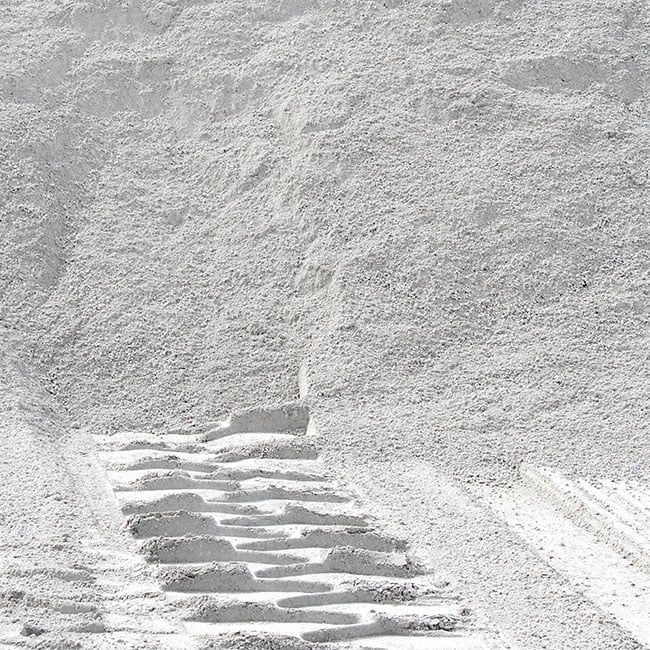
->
[1,1,648,648]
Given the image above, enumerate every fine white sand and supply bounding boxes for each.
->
[1,1,648,649]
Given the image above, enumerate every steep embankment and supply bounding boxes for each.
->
[3,0,648,482]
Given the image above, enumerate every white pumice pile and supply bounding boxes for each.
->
[1,1,648,649]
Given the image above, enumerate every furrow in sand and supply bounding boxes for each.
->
[300,612,461,644]
[158,562,333,594]
[238,528,406,553]
[221,503,371,528]
[273,577,457,610]
[520,465,650,570]
[107,457,328,483]
[254,547,422,580]
[112,469,330,491]
[126,511,281,539]
[140,535,308,565]
[119,489,351,514]
[181,596,359,625]
[113,471,239,491]
[482,465,650,647]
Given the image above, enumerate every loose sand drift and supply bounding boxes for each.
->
[1,1,649,649]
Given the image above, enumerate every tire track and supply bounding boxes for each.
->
[94,405,490,649]
[481,465,650,648]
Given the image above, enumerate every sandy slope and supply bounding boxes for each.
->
[1,1,649,648]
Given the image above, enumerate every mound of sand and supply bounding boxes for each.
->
[1,2,648,648]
